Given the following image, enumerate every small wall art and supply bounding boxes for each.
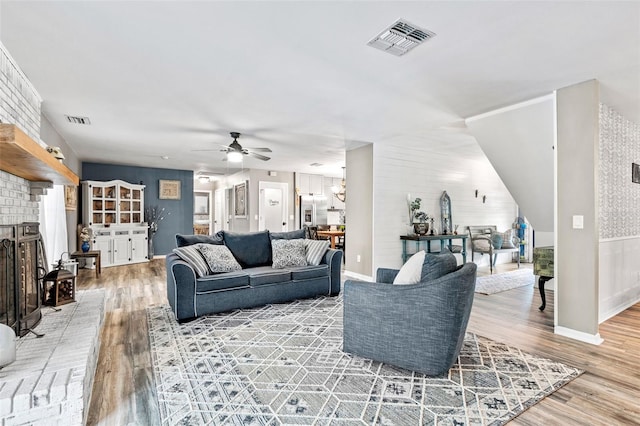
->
[632,163,640,184]
[159,180,181,200]
[64,185,77,211]
[234,181,248,218]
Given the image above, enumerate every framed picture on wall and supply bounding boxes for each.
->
[234,181,248,218]
[194,192,210,215]
[633,163,640,184]
[64,185,77,211]
[159,180,181,200]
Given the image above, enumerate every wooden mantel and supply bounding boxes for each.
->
[0,124,79,185]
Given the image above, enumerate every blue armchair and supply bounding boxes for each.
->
[343,262,477,376]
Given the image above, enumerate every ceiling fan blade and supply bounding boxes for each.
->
[247,152,271,161]
[191,149,222,152]
[246,147,272,153]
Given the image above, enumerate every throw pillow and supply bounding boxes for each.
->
[223,230,272,268]
[175,231,224,247]
[270,228,306,240]
[393,250,426,285]
[491,233,503,249]
[304,239,330,266]
[172,245,211,277]
[197,244,242,273]
[501,229,518,248]
[271,239,307,269]
[421,248,458,282]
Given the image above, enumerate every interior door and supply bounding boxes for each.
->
[259,182,289,231]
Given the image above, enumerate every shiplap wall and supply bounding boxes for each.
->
[372,134,518,273]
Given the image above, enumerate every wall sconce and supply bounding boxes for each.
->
[475,189,479,198]
[482,195,487,203]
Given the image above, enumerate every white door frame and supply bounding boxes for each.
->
[214,188,226,232]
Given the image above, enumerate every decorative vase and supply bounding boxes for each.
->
[0,324,16,368]
[148,233,155,259]
[491,233,503,249]
[414,223,429,235]
[81,241,90,253]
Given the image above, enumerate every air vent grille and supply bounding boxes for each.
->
[65,115,91,125]
[368,19,436,57]
[309,163,323,167]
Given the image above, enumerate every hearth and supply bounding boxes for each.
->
[0,223,45,337]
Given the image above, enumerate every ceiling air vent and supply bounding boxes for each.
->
[65,115,91,125]
[367,19,436,57]
[309,163,323,167]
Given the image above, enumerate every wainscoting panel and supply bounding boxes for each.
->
[599,237,640,322]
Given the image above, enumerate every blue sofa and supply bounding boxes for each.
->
[166,230,342,321]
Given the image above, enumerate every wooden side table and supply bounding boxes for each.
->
[69,250,101,278]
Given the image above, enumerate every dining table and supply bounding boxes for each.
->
[316,230,345,249]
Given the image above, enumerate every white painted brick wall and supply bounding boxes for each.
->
[0,289,105,426]
[0,42,43,225]
[0,42,42,141]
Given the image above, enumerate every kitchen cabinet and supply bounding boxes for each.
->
[82,180,148,267]
[297,173,324,195]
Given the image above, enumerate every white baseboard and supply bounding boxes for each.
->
[599,294,640,323]
[554,326,604,345]
[343,270,373,282]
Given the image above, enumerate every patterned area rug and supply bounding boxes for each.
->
[147,296,580,425]
[475,269,535,295]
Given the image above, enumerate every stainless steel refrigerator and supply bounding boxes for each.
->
[300,195,328,226]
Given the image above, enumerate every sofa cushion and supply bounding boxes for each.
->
[393,250,425,285]
[172,245,210,277]
[421,249,458,282]
[290,264,329,280]
[244,266,292,286]
[271,239,307,269]
[270,228,306,240]
[198,244,242,273]
[196,271,249,293]
[304,239,330,266]
[223,230,272,268]
[176,231,224,247]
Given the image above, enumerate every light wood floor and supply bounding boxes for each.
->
[79,260,640,425]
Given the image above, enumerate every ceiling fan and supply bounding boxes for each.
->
[194,132,272,162]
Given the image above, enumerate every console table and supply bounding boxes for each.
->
[533,246,554,311]
[401,234,468,264]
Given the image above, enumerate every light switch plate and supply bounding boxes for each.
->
[572,215,584,229]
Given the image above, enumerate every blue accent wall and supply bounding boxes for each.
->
[82,162,193,255]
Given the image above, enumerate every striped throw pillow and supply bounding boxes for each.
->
[304,239,330,266]
[172,245,210,277]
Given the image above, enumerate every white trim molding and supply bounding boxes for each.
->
[554,326,604,345]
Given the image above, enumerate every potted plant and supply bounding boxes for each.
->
[408,196,430,235]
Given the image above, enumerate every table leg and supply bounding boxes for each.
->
[538,276,552,311]
[96,253,101,278]
[402,241,407,263]
[330,236,336,249]
[426,240,431,253]
[462,242,467,264]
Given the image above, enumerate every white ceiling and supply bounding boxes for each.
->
[1,1,638,178]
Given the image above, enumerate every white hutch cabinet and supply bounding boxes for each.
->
[82,180,148,267]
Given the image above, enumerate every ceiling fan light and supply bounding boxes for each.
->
[227,151,243,162]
